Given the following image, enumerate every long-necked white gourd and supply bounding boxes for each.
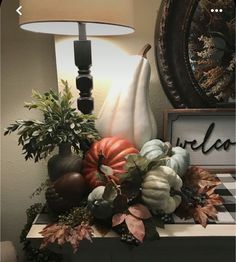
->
[96,44,157,149]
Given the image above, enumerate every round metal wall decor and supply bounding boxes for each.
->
[155,0,235,108]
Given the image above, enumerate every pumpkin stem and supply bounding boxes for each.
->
[97,151,105,169]
[164,142,172,157]
[97,151,109,183]
[138,44,151,58]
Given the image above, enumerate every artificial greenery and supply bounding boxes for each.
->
[4,80,100,162]
[20,203,62,262]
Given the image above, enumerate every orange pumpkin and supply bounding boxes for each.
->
[82,137,139,189]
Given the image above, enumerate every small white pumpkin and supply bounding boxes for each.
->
[141,166,182,214]
[140,139,189,177]
[87,186,105,203]
[96,44,157,149]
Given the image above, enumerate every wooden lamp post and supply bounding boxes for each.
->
[19,0,134,114]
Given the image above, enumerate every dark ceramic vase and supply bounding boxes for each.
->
[47,143,82,182]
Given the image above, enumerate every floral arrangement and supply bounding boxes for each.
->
[5,84,224,259]
[38,138,223,252]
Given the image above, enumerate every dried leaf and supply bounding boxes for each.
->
[193,206,208,228]
[201,205,218,220]
[185,167,221,189]
[76,224,93,242]
[206,194,224,206]
[39,223,93,254]
[193,203,219,227]
[198,185,216,195]
[198,186,224,206]
[125,214,145,242]
[55,226,67,245]
[128,204,152,220]
[112,213,127,227]
[66,230,80,253]
[177,183,223,226]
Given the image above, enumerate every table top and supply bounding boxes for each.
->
[27,223,236,239]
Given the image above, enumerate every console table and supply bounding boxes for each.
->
[27,215,235,262]
[27,172,236,262]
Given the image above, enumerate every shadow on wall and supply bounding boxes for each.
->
[1,0,57,261]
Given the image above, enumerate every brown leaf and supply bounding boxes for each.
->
[112,213,126,227]
[128,204,152,219]
[76,224,93,242]
[206,194,224,206]
[198,185,216,195]
[125,214,145,242]
[67,230,80,253]
[40,223,65,249]
[185,167,221,190]
[193,206,208,228]
[39,223,60,235]
[39,223,93,253]
[198,186,224,206]
[201,205,218,220]
[55,226,67,245]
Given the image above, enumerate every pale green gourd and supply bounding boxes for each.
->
[141,166,182,214]
[87,186,105,203]
[95,45,157,149]
[140,139,189,177]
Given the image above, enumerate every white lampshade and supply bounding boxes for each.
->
[19,0,134,36]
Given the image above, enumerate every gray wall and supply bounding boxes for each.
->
[1,0,57,260]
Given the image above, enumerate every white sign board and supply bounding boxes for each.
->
[164,109,235,170]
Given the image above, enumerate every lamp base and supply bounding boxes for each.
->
[74,40,94,114]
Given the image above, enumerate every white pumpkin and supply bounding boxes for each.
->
[141,166,182,214]
[87,186,105,203]
[140,139,189,177]
[96,44,157,149]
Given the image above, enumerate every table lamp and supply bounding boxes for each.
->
[19,0,134,114]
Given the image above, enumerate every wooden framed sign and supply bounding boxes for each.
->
[164,109,235,171]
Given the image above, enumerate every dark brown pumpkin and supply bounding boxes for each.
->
[54,172,88,203]
[46,172,88,214]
